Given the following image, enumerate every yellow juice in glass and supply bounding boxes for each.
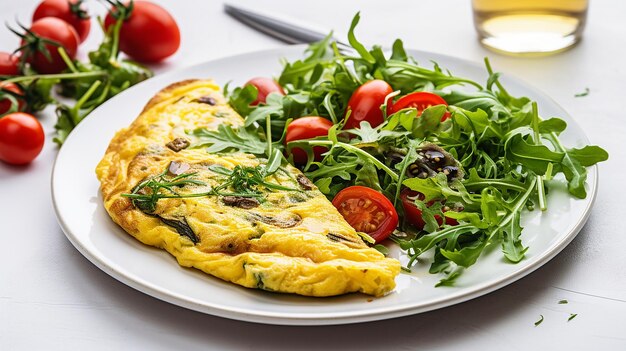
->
[472,0,589,55]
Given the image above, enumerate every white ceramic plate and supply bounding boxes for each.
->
[52,46,597,325]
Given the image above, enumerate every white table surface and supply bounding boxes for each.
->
[1,0,625,349]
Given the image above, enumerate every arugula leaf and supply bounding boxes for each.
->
[546,135,608,198]
[500,211,528,263]
[440,236,488,268]
[412,105,445,138]
[189,124,268,155]
[22,78,59,112]
[568,313,578,321]
[227,84,257,116]
[505,132,564,175]
[538,118,567,135]
[574,88,589,97]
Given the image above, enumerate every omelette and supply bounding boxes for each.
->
[96,79,400,297]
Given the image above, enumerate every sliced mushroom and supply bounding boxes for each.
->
[165,138,190,152]
[193,96,217,105]
[168,161,191,176]
[296,174,315,190]
[247,212,302,228]
[222,196,260,209]
[326,232,361,244]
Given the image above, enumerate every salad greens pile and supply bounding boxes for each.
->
[192,13,608,286]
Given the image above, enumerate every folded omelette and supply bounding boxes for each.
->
[96,79,400,297]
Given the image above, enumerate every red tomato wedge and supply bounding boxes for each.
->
[332,186,399,243]
[344,79,393,129]
[285,116,333,165]
[388,91,451,121]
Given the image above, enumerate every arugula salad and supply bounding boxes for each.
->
[192,14,608,286]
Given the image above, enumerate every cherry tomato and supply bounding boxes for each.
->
[388,91,451,121]
[33,0,91,43]
[285,116,333,165]
[245,77,285,106]
[0,112,44,165]
[104,1,180,62]
[332,186,399,243]
[400,189,458,230]
[0,83,26,115]
[344,79,393,129]
[22,17,79,74]
[0,52,20,75]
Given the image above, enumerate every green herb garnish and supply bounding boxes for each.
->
[558,300,568,304]
[123,153,298,212]
[122,166,207,213]
[568,313,577,321]
[574,87,590,97]
[535,315,544,326]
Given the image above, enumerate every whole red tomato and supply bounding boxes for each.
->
[21,17,79,74]
[33,0,91,43]
[0,52,20,75]
[344,79,393,129]
[0,112,45,165]
[104,1,180,62]
[245,77,285,105]
[0,83,26,115]
[285,116,333,164]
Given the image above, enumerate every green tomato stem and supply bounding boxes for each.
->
[57,47,78,73]
[2,71,107,84]
[108,14,124,64]
[75,80,102,111]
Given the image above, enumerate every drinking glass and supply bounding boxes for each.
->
[472,0,589,55]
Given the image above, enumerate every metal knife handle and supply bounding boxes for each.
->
[224,3,347,46]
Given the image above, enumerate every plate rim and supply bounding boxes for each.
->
[51,44,598,325]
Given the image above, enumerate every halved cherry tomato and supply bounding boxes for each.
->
[344,79,393,129]
[20,17,79,74]
[33,0,91,43]
[0,52,20,75]
[400,188,458,230]
[285,116,333,165]
[388,91,451,121]
[0,83,26,115]
[332,186,399,243]
[104,1,180,62]
[0,112,44,165]
[245,77,285,105]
